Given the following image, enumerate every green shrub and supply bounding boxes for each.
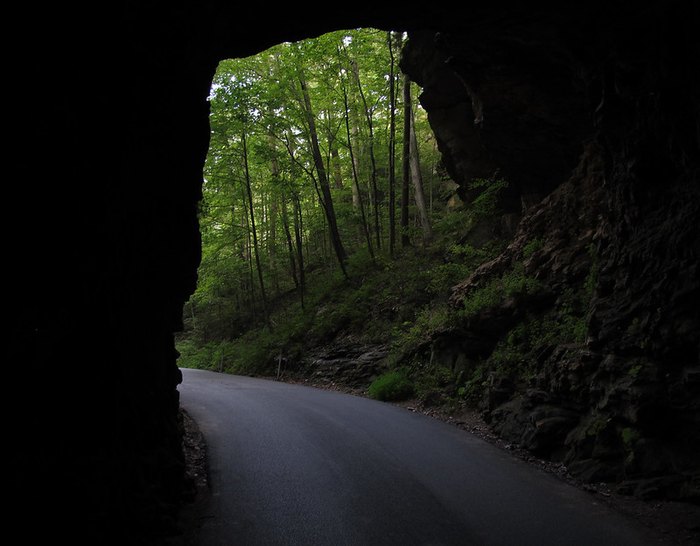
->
[522,237,543,258]
[386,303,454,367]
[470,178,509,220]
[458,365,487,403]
[176,339,238,372]
[368,370,415,401]
[433,209,471,238]
[414,366,454,402]
[460,264,542,318]
[426,262,473,295]
[176,339,213,370]
[226,329,276,375]
[447,242,493,264]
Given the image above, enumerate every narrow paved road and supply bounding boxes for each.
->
[178,368,654,546]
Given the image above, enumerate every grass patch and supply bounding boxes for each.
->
[367,370,415,401]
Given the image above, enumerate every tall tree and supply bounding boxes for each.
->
[401,73,412,247]
[280,193,298,289]
[292,193,305,305]
[340,64,374,261]
[267,132,280,290]
[387,31,399,256]
[330,145,343,190]
[409,97,433,243]
[242,129,272,330]
[351,58,381,250]
[297,63,348,277]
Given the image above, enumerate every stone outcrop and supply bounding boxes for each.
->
[298,340,388,389]
[401,4,699,501]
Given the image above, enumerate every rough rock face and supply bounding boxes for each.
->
[302,341,388,388]
[8,5,214,542]
[401,4,699,500]
[4,4,442,541]
[400,16,591,211]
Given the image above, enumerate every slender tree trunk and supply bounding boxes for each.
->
[401,74,411,247]
[188,299,196,324]
[268,195,277,259]
[350,114,362,209]
[352,59,381,250]
[321,212,328,266]
[341,70,374,261]
[242,130,272,330]
[303,196,310,265]
[409,103,433,242]
[293,194,305,308]
[281,192,304,310]
[388,31,398,257]
[343,57,362,211]
[268,134,280,291]
[280,195,298,288]
[241,187,257,318]
[330,146,343,190]
[326,114,343,191]
[298,68,348,277]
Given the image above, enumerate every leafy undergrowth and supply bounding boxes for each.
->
[176,204,503,402]
[177,174,592,412]
[367,369,415,401]
[178,239,595,420]
[178,240,476,375]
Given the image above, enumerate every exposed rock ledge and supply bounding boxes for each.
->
[400,4,699,502]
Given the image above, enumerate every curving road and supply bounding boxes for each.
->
[178,368,654,546]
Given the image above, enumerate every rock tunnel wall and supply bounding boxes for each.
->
[400,3,699,500]
[4,4,439,541]
[6,1,698,541]
[8,4,215,541]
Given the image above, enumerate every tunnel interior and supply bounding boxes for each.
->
[7,2,698,542]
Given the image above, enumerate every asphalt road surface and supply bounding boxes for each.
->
[178,368,655,546]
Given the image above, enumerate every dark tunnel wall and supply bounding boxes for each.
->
[6,1,698,542]
[5,4,428,542]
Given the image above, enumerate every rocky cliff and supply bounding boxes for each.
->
[400,3,699,500]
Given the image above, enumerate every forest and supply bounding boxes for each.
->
[177,28,563,405]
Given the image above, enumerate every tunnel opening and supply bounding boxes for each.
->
[178,27,468,377]
[190,7,698,518]
[9,3,699,544]
[181,2,699,517]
